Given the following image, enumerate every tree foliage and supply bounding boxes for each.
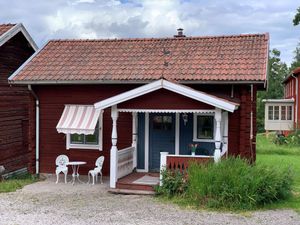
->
[257,49,288,132]
[290,42,300,71]
[293,7,300,26]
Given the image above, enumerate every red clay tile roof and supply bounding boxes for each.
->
[0,24,15,36]
[10,33,269,83]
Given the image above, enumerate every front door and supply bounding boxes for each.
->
[149,113,175,171]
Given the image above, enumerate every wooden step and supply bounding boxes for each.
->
[116,182,156,192]
[108,188,155,195]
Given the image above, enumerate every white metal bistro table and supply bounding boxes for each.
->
[67,161,87,185]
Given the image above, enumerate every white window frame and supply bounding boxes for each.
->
[193,113,215,142]
[267,104,293,122]
[66,111,103,151]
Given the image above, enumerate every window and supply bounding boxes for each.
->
[287,106,292,120]
[274,106,279,120]
[281,106,286,120]
[152,115,172,130]
[70,123,99,145]
[268,106,273,120]
[67,115,103,150]
[193,114,214,141]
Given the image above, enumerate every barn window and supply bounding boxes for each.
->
[193,114,214,141]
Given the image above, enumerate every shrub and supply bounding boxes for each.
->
[186,157,293,210]
[155,169,187,197]
[286,130,300,146]
[273,134,288,145]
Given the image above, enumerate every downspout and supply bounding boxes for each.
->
[291,74,298,130]
[28,85,39,175]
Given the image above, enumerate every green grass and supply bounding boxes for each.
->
[256,133,300,155]
[256,134,300,212]
[0,174,38,193]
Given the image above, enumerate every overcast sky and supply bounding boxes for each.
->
[0,0,299,65]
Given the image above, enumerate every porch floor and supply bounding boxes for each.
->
[115,172,159,193]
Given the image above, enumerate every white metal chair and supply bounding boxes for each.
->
[55,155,69,184]
[88,156,104,185]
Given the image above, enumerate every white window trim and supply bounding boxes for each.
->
[193,113,215,142]
[267,104,293,122]
[66,111,103,151]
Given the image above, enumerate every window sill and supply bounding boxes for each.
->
[68,144,101,150]
[192,139,215,143]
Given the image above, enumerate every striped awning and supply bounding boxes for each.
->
[56,105,101,135]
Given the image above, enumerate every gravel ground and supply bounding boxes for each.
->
[0,175,299,225]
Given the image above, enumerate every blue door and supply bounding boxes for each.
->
[149,113,175,171]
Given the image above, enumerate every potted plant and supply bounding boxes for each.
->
[189,143,198,156]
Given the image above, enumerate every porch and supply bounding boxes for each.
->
[94,79,239,189]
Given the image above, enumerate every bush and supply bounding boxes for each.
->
[286,130,300,146]
[155,169,187,197]
[186,157,293,210]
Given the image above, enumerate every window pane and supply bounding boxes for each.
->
[70,134,84,144]
[274,106,279,120]
[287,106,292,120]
[153,115,172,130]
[153,116,163,129]
[162,116,172,130]
[268,106,273,120]
[85,133,98,145]
[197,116,214,139]
[281,106,286,120]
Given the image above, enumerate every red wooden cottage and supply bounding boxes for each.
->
[8,30,269,189]
[263,67,299,133]
[0,23,37,175]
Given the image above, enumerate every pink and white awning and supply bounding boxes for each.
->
[56,105,100,135]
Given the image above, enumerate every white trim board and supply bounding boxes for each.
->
[94,79,239,112]
[0,23,38,50]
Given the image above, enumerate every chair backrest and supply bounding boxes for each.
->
[95,156,104,169]
[56,155,69,167]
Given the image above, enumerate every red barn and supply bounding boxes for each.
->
[0,23,37,175]
[9,30,269,190]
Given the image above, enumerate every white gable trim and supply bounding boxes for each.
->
[94,79,239,112]
[0,23,38,51]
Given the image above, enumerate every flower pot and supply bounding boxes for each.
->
[191,152,195,156]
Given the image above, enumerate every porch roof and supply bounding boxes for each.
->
[94,79,239,112]
[56,104,100,135]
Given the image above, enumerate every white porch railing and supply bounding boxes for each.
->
[117,146,135,179]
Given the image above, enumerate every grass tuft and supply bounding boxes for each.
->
[0,174,38,193]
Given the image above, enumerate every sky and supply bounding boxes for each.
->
[0,0,299,66]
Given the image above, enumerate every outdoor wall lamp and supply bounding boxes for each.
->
[182,113,188,126]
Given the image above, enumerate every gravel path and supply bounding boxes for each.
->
[0,176,299,225]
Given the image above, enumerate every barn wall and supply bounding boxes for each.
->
[30,83,257,176]
[0,32,35,173]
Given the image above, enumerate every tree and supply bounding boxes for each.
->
[290,42,300,71]
[293,7,300,26]
[257,49,288,132]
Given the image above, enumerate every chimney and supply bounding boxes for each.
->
[174,28,186,38]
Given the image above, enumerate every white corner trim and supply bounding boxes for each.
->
[175,113,180,155]
[144,112,149,172]
[0,23,38,50]
[94,79,239,112]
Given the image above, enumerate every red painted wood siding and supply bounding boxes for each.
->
[29,83,258,175]
[0,32,35,172]
[284,78,300,129]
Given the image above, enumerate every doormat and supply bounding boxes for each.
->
[133,175,159,185]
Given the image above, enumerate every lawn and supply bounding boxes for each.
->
[256,134,300,212]
[0,174,38,193]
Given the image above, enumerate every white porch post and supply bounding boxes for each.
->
[132,112,138,169]
[222,111,229,157]
[160,152,169,186]
[110,105,119,188]
[214,108,222,162]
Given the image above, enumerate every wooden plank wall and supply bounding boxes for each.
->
[29,83,258,176]
[0,32,35,172]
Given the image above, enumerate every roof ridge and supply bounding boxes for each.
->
[48,33,269,43]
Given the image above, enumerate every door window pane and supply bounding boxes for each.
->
[197,116,214,139]
[153,115,172,130]
[281,106,286,120]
